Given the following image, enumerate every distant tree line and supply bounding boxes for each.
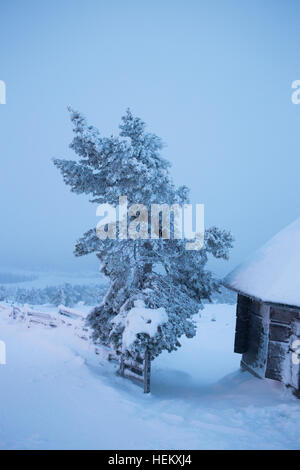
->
[0,282,235,308]
[0,283,107,307]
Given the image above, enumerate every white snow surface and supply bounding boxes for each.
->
[0,302,299,450]
[225,217,300,306]
[114,300,168,351]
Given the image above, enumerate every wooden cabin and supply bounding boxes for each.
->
[225,218,300,396]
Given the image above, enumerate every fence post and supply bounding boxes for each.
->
[144,349,151,393]
[119,354,125,376]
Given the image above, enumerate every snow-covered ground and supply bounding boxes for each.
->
[0,302,299,450]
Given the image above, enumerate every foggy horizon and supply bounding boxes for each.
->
[1,0,300,277]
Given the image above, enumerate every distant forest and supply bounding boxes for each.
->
[0,283,235,307]
[0,283,107,307]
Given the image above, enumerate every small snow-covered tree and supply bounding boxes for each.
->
[54,109,233,360]
[50,285,66,307]
[0,286,6,301]
[50,283,75,307]
[15,288,29,305]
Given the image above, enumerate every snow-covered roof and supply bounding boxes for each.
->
[224,218,300,307]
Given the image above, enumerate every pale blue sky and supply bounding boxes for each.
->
[0,0,300,276]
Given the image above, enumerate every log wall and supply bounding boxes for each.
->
[241,299,270,378]
[266,306,299,386]
[235,295,300,391]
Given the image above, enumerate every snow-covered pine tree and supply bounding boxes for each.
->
[50,285,65,307]
[15,288,29,305]
[50,283,75,307]
[54,108,233,361]
[0,286,6,302]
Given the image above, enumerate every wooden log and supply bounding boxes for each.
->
[123,357,143,371]
[248,299,262,317]
[269,322,290,343]
[234,294,250,354]
[242,306,269,378]
[265,341,289,382]
[270,307,298,325]
[124,364,143,376]
[25,309,58,328]
[123,368,144,383]
[123,357,141,368]
[26,311,53,320]
[58,306,83,320]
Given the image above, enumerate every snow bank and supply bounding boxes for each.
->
[225,217,300,307]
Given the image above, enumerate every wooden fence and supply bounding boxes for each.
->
[4,303,152,393]
[107,349,151,393]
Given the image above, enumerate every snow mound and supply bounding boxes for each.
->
[225,217,300,306]
[116,300,168,351]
